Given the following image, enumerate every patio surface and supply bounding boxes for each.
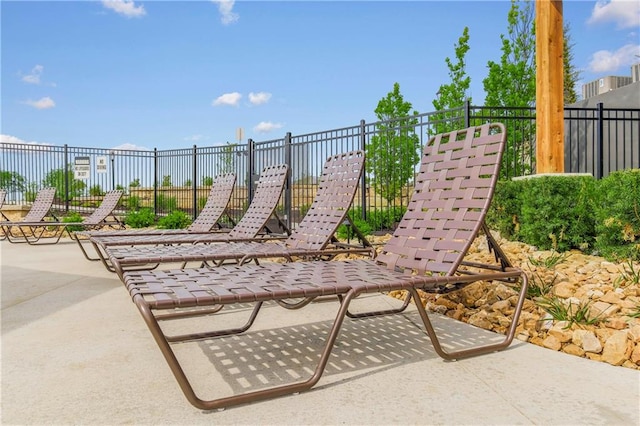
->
[1,238,639,425]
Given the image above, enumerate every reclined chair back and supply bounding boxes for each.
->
[376,123,506,277]
[186,173,236,232]
[82,190,124,225]
[22,187,56,222]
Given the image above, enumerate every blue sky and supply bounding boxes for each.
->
[2,0,639,151]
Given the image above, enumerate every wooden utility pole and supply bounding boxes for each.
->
[535,0,565,173]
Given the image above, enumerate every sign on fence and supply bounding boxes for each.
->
[74,156,90,179]
[96,156,108,173]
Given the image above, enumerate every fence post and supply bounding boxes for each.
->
[153,148,158,217]
[464,100,471,128]
[192,145,197,220]
[360,119,367,221]
[247,139,255,204]
[284,132,292,231]
[64,144,69,212]
[596,102,604,179]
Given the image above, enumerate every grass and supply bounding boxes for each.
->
[528,251,570,269]
[535,296,602,328]
[615,259,640,287]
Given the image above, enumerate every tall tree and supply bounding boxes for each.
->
[432,27,472,134]
[482,0,536,178]
[366,82,420,204]
[563,23,581,104]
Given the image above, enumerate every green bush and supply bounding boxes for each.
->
[594,169,640,261]
[61,211,85,232]
[156,194,178,211]
[124,208,155,228]
[89,184,105,196]
[157,210,192,229]
[337,217,372,240]
[517,175,596,252]
[126,195,141,210]
[486,179,525,239]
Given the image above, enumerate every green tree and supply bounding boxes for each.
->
[219,142,236,174]
[42,166,86,200]
[366,82,420,204]
[0,170,26,193]
[563,23,581,104]
[482,0,536,178]
[432,26,472,134]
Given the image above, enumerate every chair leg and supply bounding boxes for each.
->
[409,272,529,361]
[342,290,413,319]
[132,289,358,410]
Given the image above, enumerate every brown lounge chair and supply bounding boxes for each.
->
[106,150,373,277]
[84,164,290,272]
[120,123,529,410]
[0,189,9,221]
[74,173,237,260]
[0,187,57,243]
[2,190,125,245]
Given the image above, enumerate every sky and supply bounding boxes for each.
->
[2,0,639,152]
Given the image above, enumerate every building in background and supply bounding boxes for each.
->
[581,63,639,100]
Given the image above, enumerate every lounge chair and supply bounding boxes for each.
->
[2,190,124,245]
[119,123,528,410]
[0,189,9,221]
[74,173,237,260]
[106,150,373,276]
[0,187,57,243]
[82,164,290,271]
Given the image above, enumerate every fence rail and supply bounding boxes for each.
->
[2,102,638,231]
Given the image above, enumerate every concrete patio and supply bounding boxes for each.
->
[1,239,639,425]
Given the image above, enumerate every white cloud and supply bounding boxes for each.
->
[184,134,205,142]
[212,92,242,106]
[588,43,640,73]
[211,0,239,25]
[23,97,56,110]
[110,142,150,152]
[102,0,146,18]
[253,121,283,134]
[588,0,640,29]
[248,92,272,105]
[1,134,52,150]
[21,65,44,84]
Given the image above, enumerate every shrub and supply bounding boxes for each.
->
[124,208,155,228]
[156,194,178,211]
[486,179,524,239]
[337,217,372,240]
[24,183,39,202]
[594,169,640,261]
[157,210,192,229]
[61,211,85,232]
[129,178,141,188]
[202,176,214,186]
[126,195,141,210]
[518,175,596,252]
[89,184,105,196]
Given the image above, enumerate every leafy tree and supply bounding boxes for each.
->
[482,0,536,178]
[432,26,473,134]
[563,23,581,104]
[0,170,26,193]
[42,166,86,200]
[366,82,420,204]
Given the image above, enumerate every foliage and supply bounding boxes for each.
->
[42,166,86,200]
[219,142,237,174]
[156,194,178,211]
[124,208,156,228]
[197,197,208,210]
[201,176,214,186]
[157,210,192,229]
[89,184,105,196]
[129,178,141,188]
[61,211,85,232]
[518,175,597,252]
[115,184,126,192]
[482,0,536,178]
[525,272,557,299]
[126,195,141,210]
[161,175,172,187]
[485,179,524,239]
[366,82,420,203]
[337,217,372,240]
[593,169,640,261]
[614,259,640,288]
[24,182,39,202]
[0,170,27,193]
[432,26,473,134]
[183,179,192,187]
[528,251,570,269]
[563,23,581,104]
[535,297,602,327]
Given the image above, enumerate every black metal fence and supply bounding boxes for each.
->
[2,102,638,230]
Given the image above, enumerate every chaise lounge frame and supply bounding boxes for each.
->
[0,187,57,243]
[121,123,528,410]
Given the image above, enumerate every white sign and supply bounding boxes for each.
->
[96,156,108,174]
[74,156,90,180]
